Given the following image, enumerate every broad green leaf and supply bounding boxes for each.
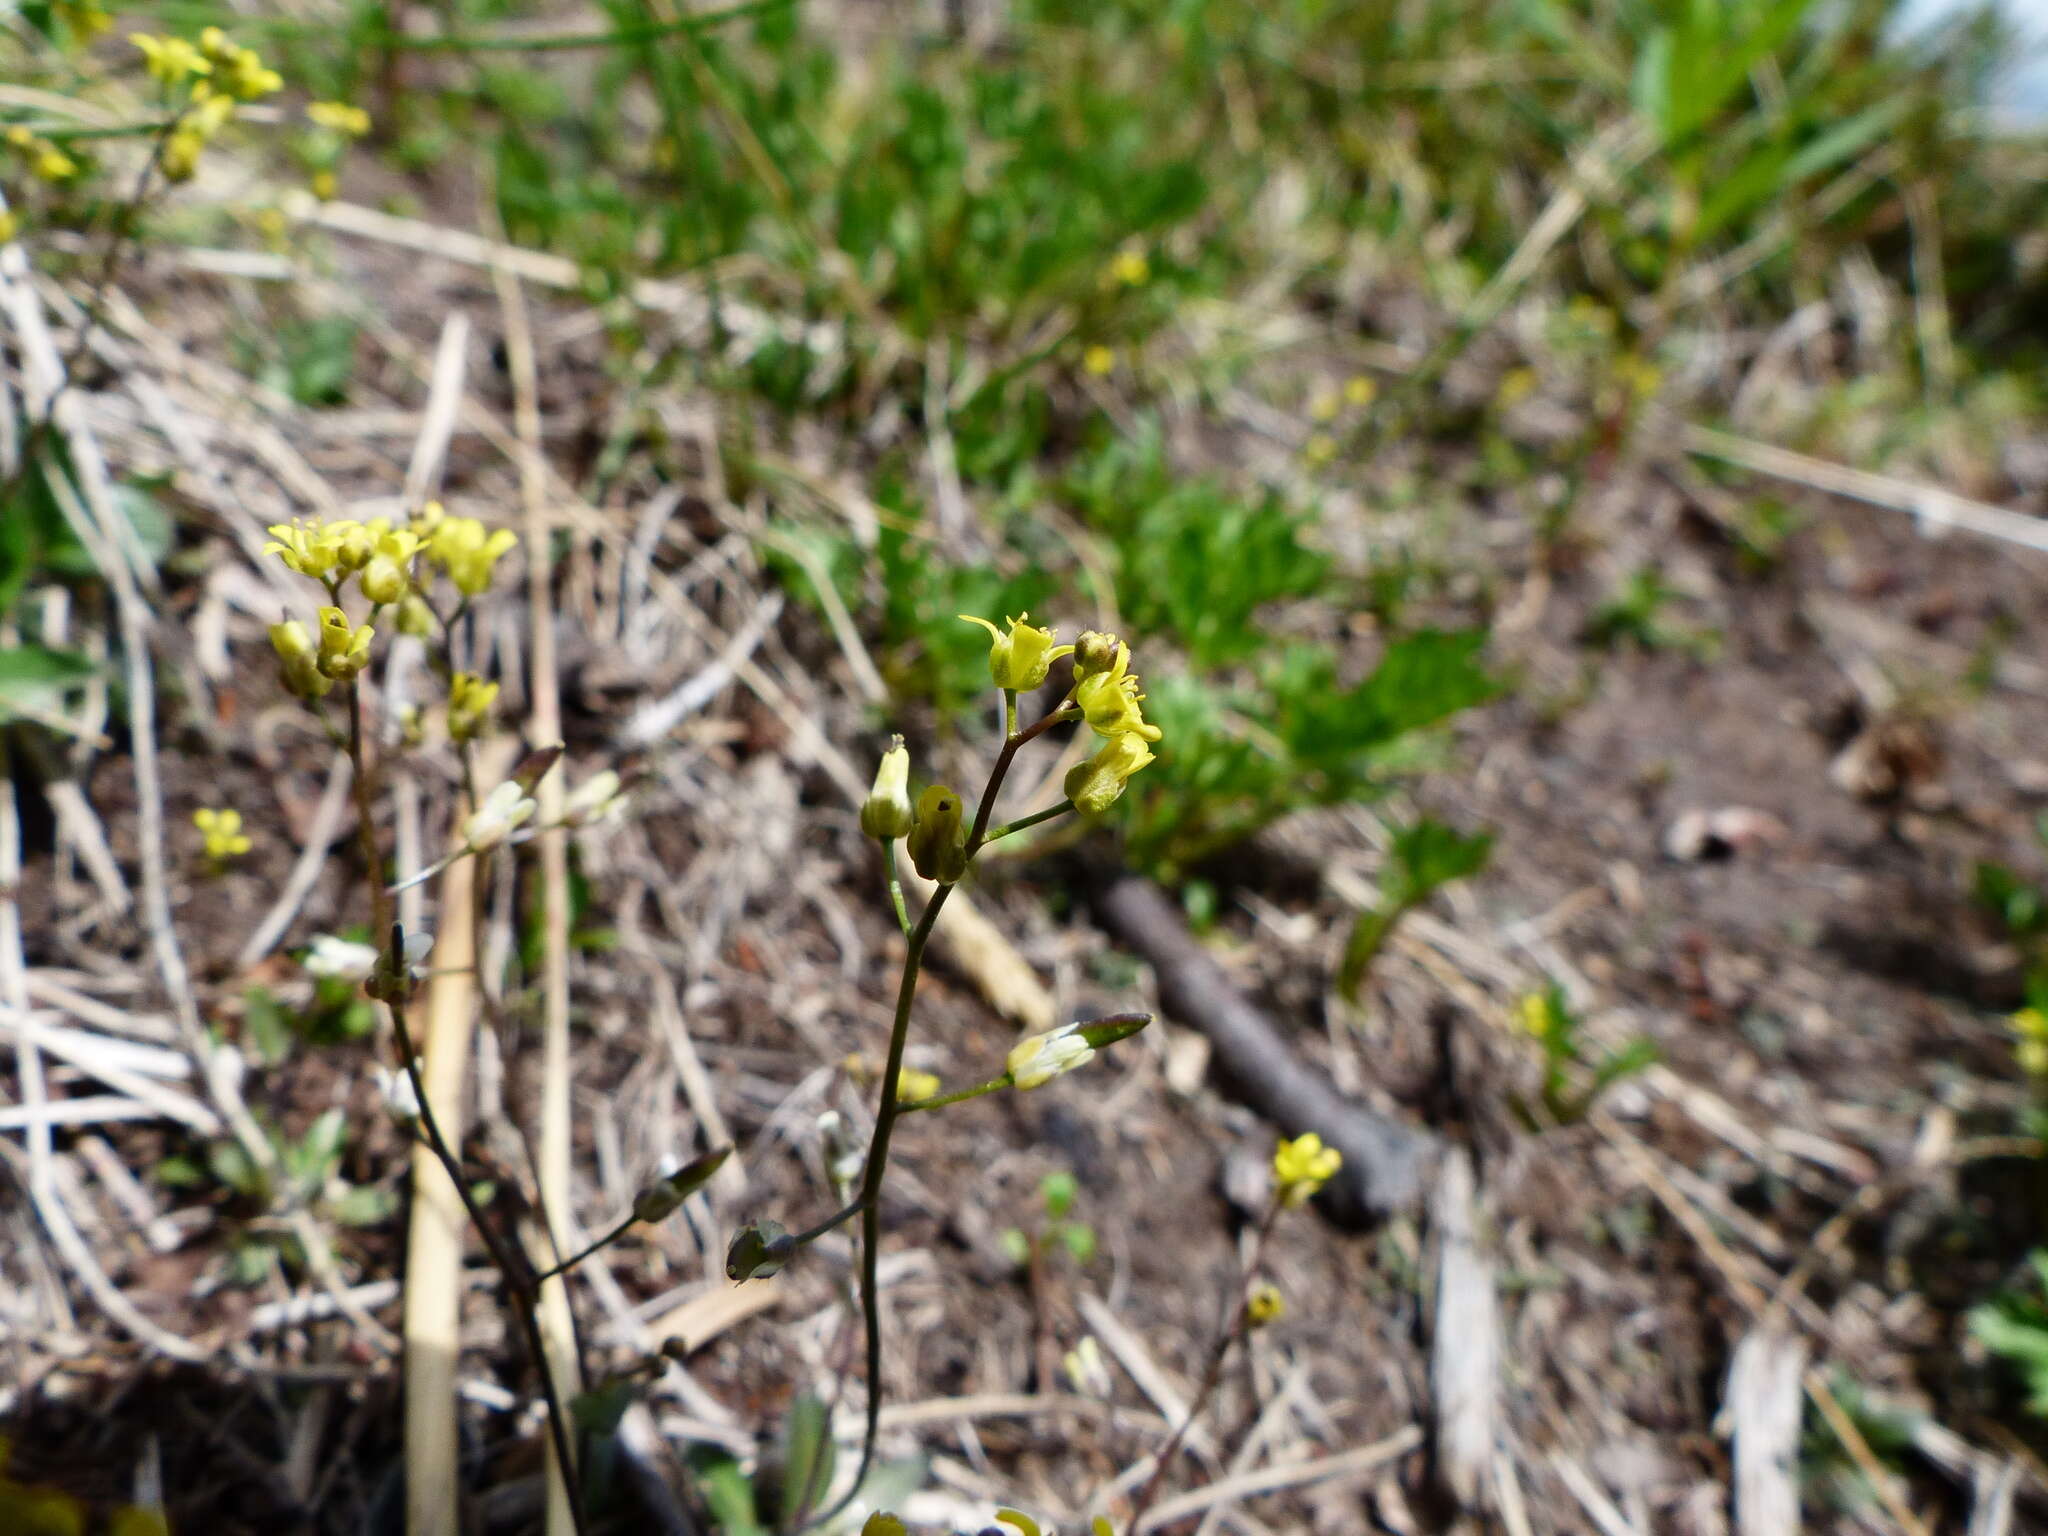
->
[0,645,96,724]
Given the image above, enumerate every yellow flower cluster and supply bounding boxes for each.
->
[1272,1132,1341,1207]
[263,505,518,700]
[1063,630,1160,814]
[307,101,372,138]
[193,806,251,863]
[131,29,282,182]
[5,125,77,184]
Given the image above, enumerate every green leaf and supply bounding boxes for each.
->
[329,1183,396,1227]
[241,986,292,1067]
[771,1394,835,1526]
[687,1450,764,1536]
[1040,1170,1077,1221]
[0,645,96,724]
[1061,1222,1097,1265]
[1385,816,1495,908]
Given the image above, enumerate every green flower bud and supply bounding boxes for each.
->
[1072,630,1125,678]
[270,618,331,699]
[1062,731,1157,813]
[860,736,914,840]
[959,612,1074,692]
[726,1219,795,1281]
[905,785,968,884]
[359,554,408,606]
[314,606,374,681]
[631,1146,733,1224]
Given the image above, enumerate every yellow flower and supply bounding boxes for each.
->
[308,101,372,137]
[995,1510,1043,1536]
[1082,344,1115,377]
[1272,1132,1341,1207]
[1496,367,1537,408]
[315,606,374,681]
[193,807,251,862]
[447,672,498,742]
[263,518,354,580]
[32,145,76,182]
[895,1069,941,1103]
[310,169,337,202]
[1308,389,1340,423]
[1516,991,1558,1041]
[1303,432,1336,468]
[56,0,112,40]
[133,34,211,86]
[220,47,282,102]
[1063,730,1157,814]
[1344,374,1377,407]
[1246,1281,1285,1326]
[959,611,1074,692]
[1073,640,1162,742]
[426,517,518,595]
[1107,246,1150,286]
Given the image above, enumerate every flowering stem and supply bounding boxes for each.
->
[981,799,1075,845]
[1126,1200,1283,1529]
[344,680,588,1533]
[895,1073,1012,1115]
[792,1200,864,1247]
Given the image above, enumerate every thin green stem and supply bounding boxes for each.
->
[982,799,1076,845]
[534,1213,637,1284]
[881,838,911,938]
[895,1073,1012,1115]
[814,699,1075,1529]
[791,1200,864,1247]
[343,681,589,1534]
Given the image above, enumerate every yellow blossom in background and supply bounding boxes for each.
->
[1246,1281,1285,1326]
[426,516,518,595]
[308,101,372,137]
[32,145,76,182]
[133,34,210,86]
[1308,389,1340,423]
[1496,366,1537,408]
[895,1069,941,1102]
[447,672,498,741]
[1303,432,1336,467]
[1344,374,1377,407]
[1272,1132,1341,1206]
[2013,1007,2048,1078]
[1082,344,1114,376]
[1516,990,1558,1041]
[0,212,16,246]
[1107,245,1150,286]
[193,807,251,862]
[220,47,282,101]
[56,0,113,39]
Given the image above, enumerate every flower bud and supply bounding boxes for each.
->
[447,673,498,744]
[630,1146,733,1224]
[1072,631,1124,678]
[1006,1023,1093,1090]
[863,1516,907,1536]
[1246,1282,1285,1327]
[396,592,434,637]
[270,618,331,699]
[335,522,375,571]
[725,1219,795,1282]
[905,785,968,884]
[315,606,374,681]
[359,554,407,606]
[1063,731,1157,814]
[463,780,536,852]
[562,769,627,827]
[860,736,914,840]
[303,933,379,982]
